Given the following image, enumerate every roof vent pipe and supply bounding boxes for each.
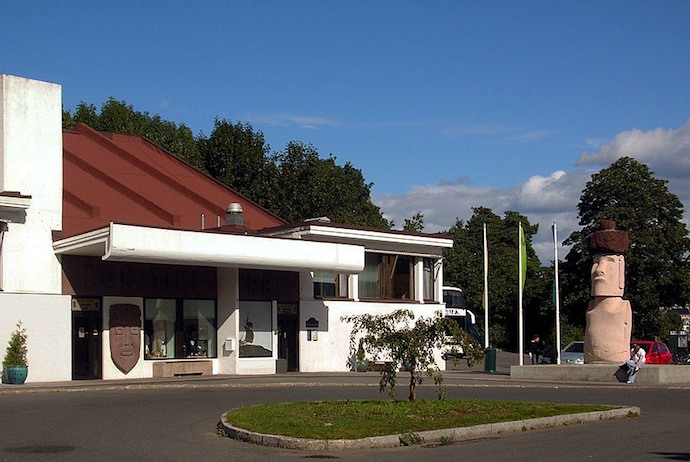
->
[225,202,244,226]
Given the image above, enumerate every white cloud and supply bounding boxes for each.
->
[578,120,690,181]
[247,113,339,129]
[577,119,690,229]
[376,120,690,266]
[375,169,591,264]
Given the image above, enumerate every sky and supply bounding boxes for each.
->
[3,1,689,263]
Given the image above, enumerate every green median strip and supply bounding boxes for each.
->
[224,400,618,440]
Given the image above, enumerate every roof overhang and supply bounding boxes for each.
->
[262,223,453,256]
[0,192,31,212]
[54,223,365,273]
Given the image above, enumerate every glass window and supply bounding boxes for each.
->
[358,253,381,298]
[239,301,273,358]
[144,299,216,360]
[145,299,176,359]
[423,258,436,301]
[183,300,216,358]
[313,271,338,298]
[358,253,414,300]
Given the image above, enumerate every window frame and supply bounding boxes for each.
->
[358,252,416,301]
[143,298,217,360]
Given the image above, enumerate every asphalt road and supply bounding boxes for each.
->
[1,357,688,462]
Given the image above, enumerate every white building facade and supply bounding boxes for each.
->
[0,74,452,383]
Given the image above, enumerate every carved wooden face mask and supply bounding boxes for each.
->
[110,304,141,374]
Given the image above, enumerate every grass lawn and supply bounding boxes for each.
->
[224,400,616,440]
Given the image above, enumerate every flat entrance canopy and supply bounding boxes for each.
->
[54,222,365,273]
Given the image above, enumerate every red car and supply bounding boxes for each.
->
[630,340,673,364]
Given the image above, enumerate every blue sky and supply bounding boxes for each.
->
[3,1,689,262]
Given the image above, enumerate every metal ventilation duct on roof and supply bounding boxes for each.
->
[225,202,244,226]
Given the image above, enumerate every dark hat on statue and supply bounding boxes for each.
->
[587,220,629,254]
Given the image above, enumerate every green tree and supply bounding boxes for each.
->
[341,309,483,401]
[443,208,542,349]
[561,157,690,341]
[402,211,424,232]
[3,321,28,367]
[272,141,389,227]
[198,119,278,210]
[64,99,203,169]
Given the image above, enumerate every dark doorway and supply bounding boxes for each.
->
[72,299,102,380]
[277,313,298,372]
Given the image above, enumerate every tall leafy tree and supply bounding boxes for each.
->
[272,141,389,227]
[561,156,690,341]
[63,99,203,169]
[402,211,424,232]
[198,119,278,210]
[443,207,542,349]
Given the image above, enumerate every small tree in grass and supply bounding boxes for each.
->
[341,309,484,401]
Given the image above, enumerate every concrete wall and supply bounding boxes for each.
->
[0,75,63,294]
[216,267,239,374]
[299,299,445,372]
[0,293,71,382]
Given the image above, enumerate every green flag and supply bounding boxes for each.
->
[519,224,527,289]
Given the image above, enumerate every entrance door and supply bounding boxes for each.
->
[72,299,102,380]
[277,314,298,372]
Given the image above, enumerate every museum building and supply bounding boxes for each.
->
[0,74,452,382]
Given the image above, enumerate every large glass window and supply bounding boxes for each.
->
[423,258,436,301]
[239,301,273,358]
[144,299,216,359]
[313,271,347,298]
[359,253,414,300]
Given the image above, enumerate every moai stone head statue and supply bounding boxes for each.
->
[584,221,632,363]
[587,220,629,296]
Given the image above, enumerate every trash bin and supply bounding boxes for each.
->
[484,347,496,373]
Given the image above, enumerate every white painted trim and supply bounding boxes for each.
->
[53,227,109,256]
[0,195,31,211]
[97,223,365,273]
[264,224,454,248]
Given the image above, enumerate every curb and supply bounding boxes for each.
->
[218,405,640,451]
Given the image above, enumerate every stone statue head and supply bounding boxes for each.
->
[587,221,629,297]
[591,254,625,297]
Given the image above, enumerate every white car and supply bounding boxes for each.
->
[561,341,584,364]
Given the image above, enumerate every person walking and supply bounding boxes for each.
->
[529,334,543,365]
[626,344,646,383]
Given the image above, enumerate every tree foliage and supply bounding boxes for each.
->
[63,99,390,228]
[402,211,424,232]
[561,157,690,341]
[3,321,28,367]
[63,99,203,169]
[442,208,546,349]
[272,141,390,227]
[199,119,279,211]
[341,309,483,401]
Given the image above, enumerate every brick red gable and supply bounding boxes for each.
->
[62,124,285,238]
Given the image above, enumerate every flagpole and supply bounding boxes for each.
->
[483,223,489,349]
[518,222,524,366]
[553,221,562,365]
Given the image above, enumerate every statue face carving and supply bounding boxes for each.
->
[109,304,141,374]
[591,254,625,297]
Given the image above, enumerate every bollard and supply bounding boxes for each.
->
[484,347,497,373]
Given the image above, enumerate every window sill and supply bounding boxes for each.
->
[358,298,420,304]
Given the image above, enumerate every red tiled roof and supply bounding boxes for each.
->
[62,124,285,238]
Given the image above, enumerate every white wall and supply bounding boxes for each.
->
[0,75,63,294]
[101,297,150,380]
[0,293,71,382]
[299,299,445,372]
[216,267,239,374]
